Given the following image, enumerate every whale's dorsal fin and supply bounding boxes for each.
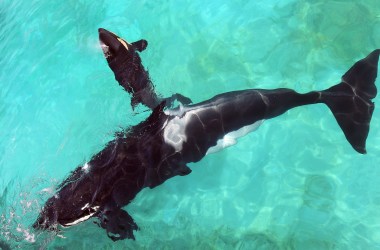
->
[148,101,166,122]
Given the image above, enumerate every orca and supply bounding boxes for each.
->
[98,28,191,109]
[33,28,379,241]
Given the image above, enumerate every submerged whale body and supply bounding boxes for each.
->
[33,28,380,241]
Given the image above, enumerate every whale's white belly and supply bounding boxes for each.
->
[206,120,264,155]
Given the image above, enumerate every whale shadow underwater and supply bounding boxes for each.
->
[33,28,380,241]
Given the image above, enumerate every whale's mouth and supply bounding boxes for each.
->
[60,205,100,227]
[98,28,132,62]
[98,28,120,61]
[33,201,100,230]
[100,41,111,59]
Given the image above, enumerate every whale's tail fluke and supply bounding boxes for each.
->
[321,49,380,154]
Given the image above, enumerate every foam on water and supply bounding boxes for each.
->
[1,0,380,249]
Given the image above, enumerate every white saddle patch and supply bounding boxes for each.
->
[163,108,195,152]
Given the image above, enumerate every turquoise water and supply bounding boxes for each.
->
[1,0,380,249]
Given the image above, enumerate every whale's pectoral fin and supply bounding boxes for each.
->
[96,206,139,241]
[162,164,192,180]
[131,39,148,52]
[145,163,192,189]
[176,164,192,176]
[164,93,192,107]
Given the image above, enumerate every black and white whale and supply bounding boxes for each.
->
[97,28,191,109]
[33,28,379,241]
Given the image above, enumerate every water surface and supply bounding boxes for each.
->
[1,0,380,249]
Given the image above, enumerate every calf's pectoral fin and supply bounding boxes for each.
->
[164,93,192,107]
[131,39,148,52]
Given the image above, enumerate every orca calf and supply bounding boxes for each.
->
[97,28,191,109]
[33,28,379,241]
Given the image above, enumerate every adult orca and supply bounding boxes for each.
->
[33,28,379,241]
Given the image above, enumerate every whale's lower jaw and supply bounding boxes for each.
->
[100,41,111,59]
[61,212,96,227]
[60,205,100,227]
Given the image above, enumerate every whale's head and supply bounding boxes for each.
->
[33,175,101,230]
[98,28,147,67]
[98,28,157,108]
[33,197,99,231]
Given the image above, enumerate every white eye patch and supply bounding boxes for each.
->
[117,38,129,50]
